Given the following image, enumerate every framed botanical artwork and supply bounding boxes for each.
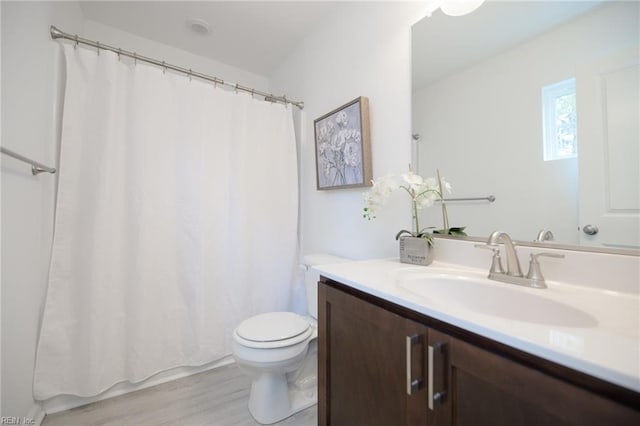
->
[314,96,372,190]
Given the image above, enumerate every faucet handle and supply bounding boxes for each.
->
[531,252,565,260]
[474,244,505,275]
[535,229,555,242]
[526,252,565,288]
[475,243,499,250]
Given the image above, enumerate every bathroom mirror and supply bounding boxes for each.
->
[412,0,639,252]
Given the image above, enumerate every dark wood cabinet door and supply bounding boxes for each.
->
[428,328,639,426]
[319,282,428,426]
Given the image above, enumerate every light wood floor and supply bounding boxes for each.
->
[42,363,317,426]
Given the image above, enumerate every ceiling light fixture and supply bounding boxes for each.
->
[187,18,211,36]
[425,0,486,17]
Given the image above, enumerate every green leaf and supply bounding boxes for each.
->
[448,227,467,236]
[415,233,435,247]
[433,226,467,236]
[395,229,416,240]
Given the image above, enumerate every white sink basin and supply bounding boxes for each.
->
[396,272,598,328]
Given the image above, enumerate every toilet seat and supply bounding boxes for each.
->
[234,312,312,349]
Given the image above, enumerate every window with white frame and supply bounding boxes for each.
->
[542,78,577,161]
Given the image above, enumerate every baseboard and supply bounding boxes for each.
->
[41,356,234,415]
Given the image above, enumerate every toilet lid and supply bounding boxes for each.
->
[236,312,310,342]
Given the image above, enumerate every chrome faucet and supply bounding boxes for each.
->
[487,231,522,277]
[476,231,564,289]
[535,229,554,242]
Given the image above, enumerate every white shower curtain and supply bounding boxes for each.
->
[34,44,298,399]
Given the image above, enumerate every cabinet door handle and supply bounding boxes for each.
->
[428,342,447,410]
[406,334,423,395]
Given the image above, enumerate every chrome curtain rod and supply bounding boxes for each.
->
[1,147,57,175]
[49,26,304,110]
[439,195,496,202]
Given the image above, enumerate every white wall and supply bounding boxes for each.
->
[412,1,638,244]
[0,0,426,418]
[270,1,426,260]
[1,3,3,415]
[1,1,273,419]
[1,1,84,420]
[81,20,270,93]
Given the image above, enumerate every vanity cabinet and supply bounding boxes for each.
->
[317,278,428,425]
[318,279,640,426]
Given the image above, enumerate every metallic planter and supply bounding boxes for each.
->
[399,236,434,266]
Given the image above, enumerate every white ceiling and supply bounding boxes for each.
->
[412,1,605,91]
[80,1,344,76]
[79,1,607,88]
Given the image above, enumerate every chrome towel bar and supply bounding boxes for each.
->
[1,147,57,175]
[438,195,496,202]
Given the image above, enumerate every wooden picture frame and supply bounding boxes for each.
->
[314,96,372,190]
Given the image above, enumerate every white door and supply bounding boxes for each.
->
[577,46,640,249]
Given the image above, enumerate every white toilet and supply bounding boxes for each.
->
[232,254,348,424]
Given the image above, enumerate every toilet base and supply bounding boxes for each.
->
[247,353,317,425]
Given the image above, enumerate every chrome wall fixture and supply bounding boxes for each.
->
[49,25,304,109]
[439,195,496,203]
[1,147,57,175]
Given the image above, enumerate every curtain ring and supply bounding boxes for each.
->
[189,69,193,81]
[74,34,78,50]
[251,89,255,99]
[96,41,100,55]
[133,52,137,66]
[117,48,121,61]
[162,61,166,74]
[234,83,239,93]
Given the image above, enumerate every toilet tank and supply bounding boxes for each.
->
[302,254,350,319]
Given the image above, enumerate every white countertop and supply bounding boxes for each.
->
[313,258,640,393]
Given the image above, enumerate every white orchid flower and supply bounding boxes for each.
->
[362,173,396,220]
[363,168,464,239]
[401,171,425,193]
[440,177,452,194]
[415,190,437,209]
